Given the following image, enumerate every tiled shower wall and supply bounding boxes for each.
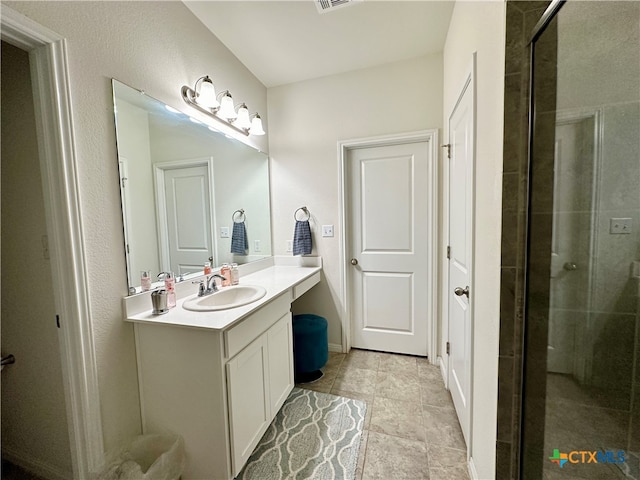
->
[497,2,550,479]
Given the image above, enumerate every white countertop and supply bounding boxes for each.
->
[124,264,321,331]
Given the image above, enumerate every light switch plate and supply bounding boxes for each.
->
[220,226,230,238]
[322,225,334,237]
[610,218,632,234]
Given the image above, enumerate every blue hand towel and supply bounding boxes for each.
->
[231,222,248,255]
[293,220,312,256]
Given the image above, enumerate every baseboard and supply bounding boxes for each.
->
[468,456,479,480]
[437,355,448,386]
[2,447,71,480]
[328,343,343,353]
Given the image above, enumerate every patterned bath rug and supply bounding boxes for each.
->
[236,387,367,480]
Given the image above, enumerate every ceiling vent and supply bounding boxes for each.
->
[315,0,363,14]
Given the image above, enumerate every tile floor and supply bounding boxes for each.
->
[296,348,469,480]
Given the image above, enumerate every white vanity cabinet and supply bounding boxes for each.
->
[124,264,322,480]
[130,267,320,480]
[226,311,293,476]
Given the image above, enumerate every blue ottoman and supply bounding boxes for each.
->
[292,314,328,383]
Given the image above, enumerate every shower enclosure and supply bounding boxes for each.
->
[520,1,640,478]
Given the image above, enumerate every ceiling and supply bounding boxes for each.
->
[183,0,455,88]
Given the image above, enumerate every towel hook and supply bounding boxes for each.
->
[294,206,310,221]
[232,209,245,223]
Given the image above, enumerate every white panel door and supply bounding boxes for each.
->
[548,118,595,375]
[348,142,430,356]
[447,72,474,446]
[163,164,214,274]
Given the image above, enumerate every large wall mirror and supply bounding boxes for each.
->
[112,79,272,293]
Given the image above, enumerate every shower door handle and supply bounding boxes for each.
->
[1,354,15,366]
[1,354,15,371]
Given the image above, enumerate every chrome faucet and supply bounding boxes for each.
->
[206,274,226,295]
[192,274,226,297]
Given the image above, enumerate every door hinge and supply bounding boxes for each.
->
[447,246,451,259]
[441,143,451,159]
[446,341,450,355]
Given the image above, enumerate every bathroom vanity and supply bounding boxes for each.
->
[123,258,321,480]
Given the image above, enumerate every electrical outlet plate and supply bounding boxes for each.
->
[610,218,632,234]
[322,225,334,237]
[220,226,230,238]
[254,239,261,252]
[286,240,293,252]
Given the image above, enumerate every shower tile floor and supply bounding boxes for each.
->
[296,348,469,480]
[1,460,47,480]
[543,373,633,479]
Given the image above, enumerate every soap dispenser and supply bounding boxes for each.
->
[231,263,239,285]
[158,272,176,308]
[140,270,152,292]
[220,264,231,287]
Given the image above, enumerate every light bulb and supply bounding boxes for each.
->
[249,114,265,136]
[217,92,237,120]
[196,76,219,109]
[235,103,251,129]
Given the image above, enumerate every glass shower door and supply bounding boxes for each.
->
[523,1,640,479]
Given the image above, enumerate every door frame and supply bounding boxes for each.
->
[338,130,439,360]
[1,5,104,477]
[118,156,135,287]
[154,157,216,272]
[553,108,602,383]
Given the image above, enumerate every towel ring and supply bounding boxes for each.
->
[232,209,245,223]
[294,206,310,221]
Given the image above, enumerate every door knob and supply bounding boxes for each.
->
[350,258,358,266]
[454,286,469,298]
[563,262,577,271]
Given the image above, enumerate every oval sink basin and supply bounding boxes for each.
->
[182,285,267,312]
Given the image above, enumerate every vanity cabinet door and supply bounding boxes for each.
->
[267,313,294,414]
[226,336,270,477]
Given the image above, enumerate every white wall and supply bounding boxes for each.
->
[5,0,268,454]
[268,54,443,348]
[1,41,73,477]
[443,2,506,479]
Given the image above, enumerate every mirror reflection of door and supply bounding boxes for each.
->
[118,157,135,287]
[548,114,597,378]
[156,159,215,276]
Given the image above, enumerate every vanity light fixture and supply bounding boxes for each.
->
[216,91,237,120]
[250,113,265,136]
[194,75,219,108]
[181,75,266,137]
[234,103,251,130]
